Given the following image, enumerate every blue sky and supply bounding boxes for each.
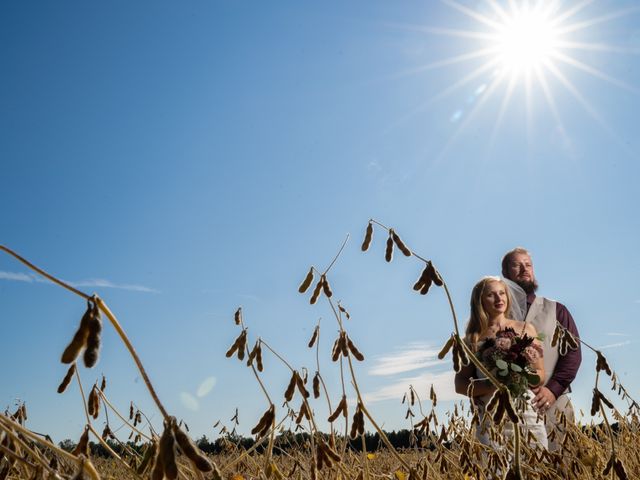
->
[1,0,639,442]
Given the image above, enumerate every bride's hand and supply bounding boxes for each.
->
[531,386,556,412]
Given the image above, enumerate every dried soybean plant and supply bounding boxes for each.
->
[361,218,638,480]
[0,245,214,480]
[222,238,360,478]
[569,335,637,480]
[3,228,640,479]
[221,234,415,479]
[297,234,416,475]
[360,219,531,477]
[224,307,322,479]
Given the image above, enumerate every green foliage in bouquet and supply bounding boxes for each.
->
[478,327,543,398]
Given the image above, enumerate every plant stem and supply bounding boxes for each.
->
[513,421,522,479]
[0,427,59,479]
[321,286,410,470]
[74,368,91,422]
[220,414,289,473]
[323,234,350,275]
[0,245,89,299]
[0,443,36,470]
[0,416,104,480]
[314,320,335,416]
[95,297,169,420]
[0,246,170,422]
[260,338,321,461]
[87,424,145,479]
[72,370,142,478]
[260,340,295,372]
[596,372,617,457]
[411,384,427,418]
[360,432,370,480]
[97,390,152,441]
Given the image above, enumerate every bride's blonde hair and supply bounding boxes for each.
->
[465,276,511,352]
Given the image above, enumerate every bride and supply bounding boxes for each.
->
[454,276,548,449]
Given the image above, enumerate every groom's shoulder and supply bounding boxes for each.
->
[536,295,560,307]
[537,295,565,307]
[539,295,576,323]
[537,295,573,315]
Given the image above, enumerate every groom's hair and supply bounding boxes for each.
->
[501,247,532,277]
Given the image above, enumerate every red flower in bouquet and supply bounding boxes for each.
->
[476,327,543,398]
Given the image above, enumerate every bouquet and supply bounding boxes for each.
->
[477,327,543,398]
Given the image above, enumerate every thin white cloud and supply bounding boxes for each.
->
[68,278,159,293]
[598,341,632,350]
[0,270,158,293]
[364,341,459,405]
[363,370,458,404]
[0,271,35,282]
[606,332,630,337]
[369,342,441,376]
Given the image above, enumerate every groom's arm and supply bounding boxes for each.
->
[545,303,582,399]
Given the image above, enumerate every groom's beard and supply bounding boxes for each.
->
[515,278,538,295]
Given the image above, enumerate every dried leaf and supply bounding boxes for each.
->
[426,261,443,286]
[591,389,601,416]
[391,230,411,257]
[61,300,95,364]
[310,279,323,305]
[413,265,430,291]
[385,233,394,262]
[308,326,319,348]
[312,372,321,399]
[419,277,433,295]
[321,275,332,298]
[338,303,351,320]
[346,335,365,361]
[172,421,213,472]
[284,372,297,402]
[298,268,314,294]
[57,364,76,394]
[328,396,347,423]
[596,351,612,376]
[437,336,454,360]
[361,222,374,252]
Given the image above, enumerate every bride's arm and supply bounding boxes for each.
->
[454,364,496,397]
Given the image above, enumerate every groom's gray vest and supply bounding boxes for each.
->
[525,297,560,389]
[526,296,574,450]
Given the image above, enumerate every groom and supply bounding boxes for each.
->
[502,247,581,449]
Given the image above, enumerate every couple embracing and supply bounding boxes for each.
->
[454,247,582,451]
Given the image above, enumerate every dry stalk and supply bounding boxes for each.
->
[97,390,152,442]
[220,414,290,473]
[0,245,170,422]
[0,417,63,479]
[86,424,145,480]
[364,220,517,464]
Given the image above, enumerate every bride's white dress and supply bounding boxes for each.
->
[473,369,548,450]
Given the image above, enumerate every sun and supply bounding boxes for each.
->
[395,0,637,152]
[492,7,560,76]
